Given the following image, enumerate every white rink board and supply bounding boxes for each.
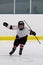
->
[0,14,43,36]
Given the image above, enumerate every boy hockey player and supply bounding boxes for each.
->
[3,21,36,55]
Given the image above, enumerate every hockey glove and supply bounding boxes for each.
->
[3,22,8,27]
[30,30,36,36]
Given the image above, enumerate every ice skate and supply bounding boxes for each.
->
[9,48,16,55]
[19,48,23,55]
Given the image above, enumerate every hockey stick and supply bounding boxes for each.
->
[24,20,41,44]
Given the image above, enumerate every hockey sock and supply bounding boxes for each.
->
[19,48,23,55]
[19,44,24,55]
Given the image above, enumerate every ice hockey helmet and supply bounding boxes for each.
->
[18,21,24,26]
[18,21,24,30]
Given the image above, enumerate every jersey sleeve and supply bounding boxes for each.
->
[26,27,31,34]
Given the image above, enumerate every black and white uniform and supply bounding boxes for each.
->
[3,22,36,55]
[8,25,30,46]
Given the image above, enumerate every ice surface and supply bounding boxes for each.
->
[0,41,43,65]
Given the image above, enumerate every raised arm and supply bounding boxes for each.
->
[3,22,17,30]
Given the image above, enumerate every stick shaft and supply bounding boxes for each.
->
[35,36,41,44]
[24,20,41,44]
[24,20,31,30]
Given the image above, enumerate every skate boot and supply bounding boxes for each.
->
[19,48,23,55]
[9,48,16,55]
